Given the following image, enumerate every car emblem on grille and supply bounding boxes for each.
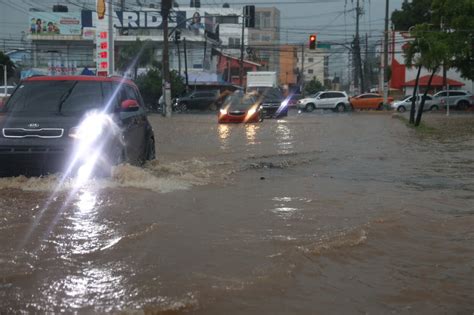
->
[28,123,40,128]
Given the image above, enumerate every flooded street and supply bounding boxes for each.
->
[0,111,473,313]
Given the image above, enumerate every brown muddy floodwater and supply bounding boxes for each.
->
[0,111,473,314]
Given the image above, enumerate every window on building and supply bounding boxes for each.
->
[261,35,271,41]
[262,12,271,28]
[228,38,241,48]
[250,33,260,41]
[308,58,314,63]
[216,15,239,24]
[308,69,314,74]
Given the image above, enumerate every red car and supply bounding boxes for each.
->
[218,93,263,123]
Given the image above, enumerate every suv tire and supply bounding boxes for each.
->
[457,100,469,110]
[430,105,439,111]
[305,103,315,112]
[397,106,406,113]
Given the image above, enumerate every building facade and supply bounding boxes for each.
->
[279,45,298,91]
[8,2,266,86]
[248,7,280,73]
[296,47,329,84]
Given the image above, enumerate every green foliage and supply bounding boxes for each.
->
[0,51,16,78]
[304,77,324,95]
[170,70,186,98]
[400,0,473,80]
[135,67,162,108]
[116,39,155,79]
[404,24,449,70]
[432,0,474,80]
[391,0,433,31]
[135,65,185,109]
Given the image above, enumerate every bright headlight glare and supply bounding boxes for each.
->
[220,108,228,115]
[247,108,257,115]
[69,112,108,141]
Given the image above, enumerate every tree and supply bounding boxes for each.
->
[431,0,474,80]
[135,65,185,110]
[0,51,16,81]
[404,24,448,125]
[116,39,155,79]
[304,76,324,95]
[391,0,433,31]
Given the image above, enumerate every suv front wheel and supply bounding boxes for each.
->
[305,103,315,112]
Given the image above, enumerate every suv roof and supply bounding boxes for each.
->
[24,75,136,87]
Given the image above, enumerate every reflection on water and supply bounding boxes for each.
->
[275,122,294,154]
[42,188,126,311]
[61,188,120,256]
[269,196,302,220]
[245,124,260,145]
[217,124,230,150]
[42,265,126,312]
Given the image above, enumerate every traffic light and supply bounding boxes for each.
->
[309,34,317,50]
[174,30,181,42]
[245,5,255,28]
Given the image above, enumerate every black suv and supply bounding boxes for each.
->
[173,90,220,111]
[248,87,286,118]
[0,75,155,176]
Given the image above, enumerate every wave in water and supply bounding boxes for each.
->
[0,159,214,193]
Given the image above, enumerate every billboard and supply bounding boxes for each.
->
[29,12,81,36]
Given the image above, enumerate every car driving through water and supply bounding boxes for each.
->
[0,75,155,176]
[218,91,263,123]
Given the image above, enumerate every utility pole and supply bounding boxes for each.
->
[1,65,7,95]
[120,0,125,35]
[239,6,245,88]
[161,0,172,117]
[353,0,364,94]
[383,0,390,106]
[365,32,369,90]
[183,37,189,91]
[301,44,305,96]
[107,0,114,75]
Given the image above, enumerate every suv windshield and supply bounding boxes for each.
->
[3,81,105,116]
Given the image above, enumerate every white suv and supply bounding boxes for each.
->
[297,91,350,112]
[432,90,473,110]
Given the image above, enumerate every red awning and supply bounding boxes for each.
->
[403,75,464,87]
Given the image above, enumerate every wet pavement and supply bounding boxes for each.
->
[0,110,473,313]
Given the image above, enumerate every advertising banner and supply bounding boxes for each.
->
[29,12,81,36]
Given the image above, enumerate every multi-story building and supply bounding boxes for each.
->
[248,7,280,73]
[279,45,298,91]
[296,47,329,84]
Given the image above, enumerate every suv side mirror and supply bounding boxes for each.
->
[121,99,139,112]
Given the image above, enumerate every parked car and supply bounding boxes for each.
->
[432,90,474,110]
[218,92,263,123]
[0,75,155,176]
[0,85,16,98]
[350,93,394,110]
[390,95,435,112]
[173,89,219,111]
[297,91,350,112]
